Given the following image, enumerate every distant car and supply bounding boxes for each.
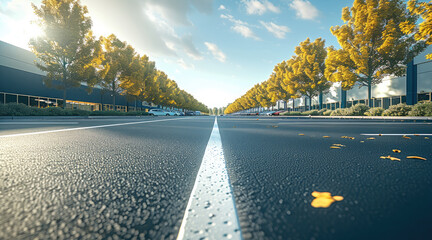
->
[266,111,276,116]
[272,111,284,116]
[185,111,195,116]
[149,109,171,116]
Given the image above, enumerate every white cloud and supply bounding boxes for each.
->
[205,42,226,62]
[177,58,195,69]
[80,0,213,59]
[220,14,260,40]
[218,5,226,10]
[260,21,290,39]
[289,0,319,20]
[232,25,260,40]
[242,0,280,15]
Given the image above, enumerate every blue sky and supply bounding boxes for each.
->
[1,0,358,107]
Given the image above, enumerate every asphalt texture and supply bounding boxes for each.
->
[1,116,432,240]
[218,117,432,240]
[0,116,214,239]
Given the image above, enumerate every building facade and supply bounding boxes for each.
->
[0,41,148,112]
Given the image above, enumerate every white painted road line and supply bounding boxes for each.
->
[0,118,190,138]
[0,122,79,125]
[177,117,242,240]
[361,133,432,136]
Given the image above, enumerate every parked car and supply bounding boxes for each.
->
[265,111,276,116]
[185,111,195,116]
[272,111,284,116]
[149,109,171,116]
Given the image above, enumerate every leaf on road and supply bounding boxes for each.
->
[378,134,382,136]
[323,136,331,138]
[360,141,365,143]
[425,137,430,139]
[341,136,348,138]
[311,191,343,208]
[380,155,401,161]
[406,156,427,160]
[272,125,279,128]
[332,144,345,147]
[392,149,401,153]
[349,137,355,140]
[403,135,411,139]
[330,146,341,149]
[367,137,375,140]
[299,133,305,136]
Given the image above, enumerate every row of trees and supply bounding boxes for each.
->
[29,0,207,112]
[208,107,226,116]
[225,0,432,114]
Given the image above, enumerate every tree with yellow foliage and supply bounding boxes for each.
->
[401,0,432,59]
[325,0,426,107]
[285,38,330,110]
[97,34,136,110]
[30,0,101,108]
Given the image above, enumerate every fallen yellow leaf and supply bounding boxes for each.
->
[330,146,341,149]
[414,134,420,136]
[407,156,427,160]
[360,141,365,143]
[332,144,345,147]
[323,136,331,138]
[380,155,401,161]
[332,196,344,201]
[403,135,411,139]
[349,137,355,140]
[299,133,305,136]
[392,149,401,153]
[367,137,375,140]
[425,137,430,139]
[311,191,343,208]
[378,134,382,136]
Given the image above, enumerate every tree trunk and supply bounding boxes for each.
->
[319,91,323,110]
[367,78,372,107]
[308,96,312,111]
[292,99,295,111]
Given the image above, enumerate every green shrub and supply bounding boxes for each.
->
[383,103,412,116]
[408,101,432,116]
[365,107,384,116]
[323,109,333,116]
[318,109,327,115]
[281,111,302,116]
[0,103,149,116]
[330,108,347,116]
[0,103,35,116]
[345,104,370,116]
[302,110,319,116]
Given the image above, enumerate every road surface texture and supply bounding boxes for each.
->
[0,117,214,240]
[1,116,431,240]
[218,116,432,240]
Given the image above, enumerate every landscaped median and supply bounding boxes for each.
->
[279,102,432,118]
[0,103,149,117]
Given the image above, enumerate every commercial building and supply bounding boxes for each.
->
[271,47,432,111]
[0,41,148,112]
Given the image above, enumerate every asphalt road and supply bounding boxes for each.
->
[218,117,432,240]
[0,116,214,240]
[1,116,431,240]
